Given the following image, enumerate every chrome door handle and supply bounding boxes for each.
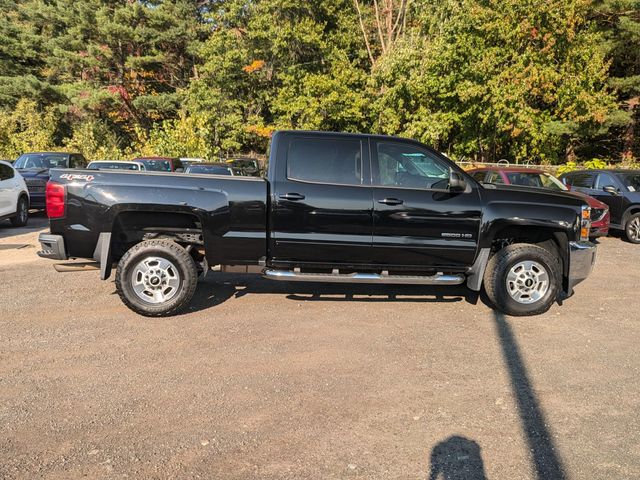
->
[279,193,306,201]
[378,198,404,206]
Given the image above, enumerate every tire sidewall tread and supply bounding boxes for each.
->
[10,196,29,227]
[484,243,561,317]
[115,239,198,317]
[625,213,640,244]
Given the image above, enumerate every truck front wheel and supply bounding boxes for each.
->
[483,243,561,316]
[115,239,198,317]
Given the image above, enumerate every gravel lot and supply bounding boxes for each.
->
[1,216,639,479]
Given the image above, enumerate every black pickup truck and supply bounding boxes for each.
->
[38,131,596,317]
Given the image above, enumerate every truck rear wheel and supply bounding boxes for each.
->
[115,239,198,317]
[483,243,561,317]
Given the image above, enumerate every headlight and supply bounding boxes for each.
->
[580,205,591,241]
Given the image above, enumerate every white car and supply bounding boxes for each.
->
[87,160,147,171]
[0,161,29,227]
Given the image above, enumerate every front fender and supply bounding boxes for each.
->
[479,201,578,248]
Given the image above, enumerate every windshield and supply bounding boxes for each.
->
[186,165,232,175]
[14,153,69,169]
[505,172,567,191]
[88,162,139,171]
[136,159,172,171]
[618,173,640,192]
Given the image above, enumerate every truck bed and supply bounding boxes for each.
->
[48,169,269,265]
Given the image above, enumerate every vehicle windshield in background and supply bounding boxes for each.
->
[618,173,640,192]
[137,159,172,172]
[88,162,139,171]
[505,172,567,191]
[186,165,233,175]
[14,153,69,169]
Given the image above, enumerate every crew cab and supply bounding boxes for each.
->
[37,131,597,317]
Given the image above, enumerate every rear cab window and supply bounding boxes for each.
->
[287,136,363,186]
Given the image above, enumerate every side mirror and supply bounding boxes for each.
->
[449,171,468,193]
[603,185,618,195]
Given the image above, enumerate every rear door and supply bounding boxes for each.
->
[269,133,373,266]
[370,139,482,269]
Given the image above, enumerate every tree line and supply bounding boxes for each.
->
[0,0,638,164]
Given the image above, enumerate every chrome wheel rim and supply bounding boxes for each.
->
[629,217,640,241]
[18,199,27,223]
[506,261,549,305]
[131,256,181,304]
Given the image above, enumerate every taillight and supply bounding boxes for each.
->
[46,181,66,218]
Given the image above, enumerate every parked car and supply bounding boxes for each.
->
[133,157,183,172]
[468,167,610,239]
[88,161,146,171]
[179,158,205,170]
[226,157,262,177]
[38,131,596,317]
[560,169,640,243]
[184,163,234,176]
[0,160,29,227]
[14,152,87,209]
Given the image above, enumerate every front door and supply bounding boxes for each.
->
[269,133,373,266]
[370,139,482,269]
[592,172,625,224]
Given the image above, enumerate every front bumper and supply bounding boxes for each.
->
[567,241,596,292]
[37,234,67,260]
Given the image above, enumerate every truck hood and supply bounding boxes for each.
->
[482,183,587,209]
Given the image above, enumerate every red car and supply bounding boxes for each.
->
[133,157,183,172]
[468,167,610,239]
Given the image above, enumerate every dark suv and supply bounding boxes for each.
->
[14,152,87,209]
[560,170,640,243]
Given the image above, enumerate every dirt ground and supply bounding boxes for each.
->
[0,215,639,479]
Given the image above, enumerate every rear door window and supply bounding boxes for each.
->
[287,136,363,186]
[566,173,595,189]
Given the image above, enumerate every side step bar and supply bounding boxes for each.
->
[263,269,465,285]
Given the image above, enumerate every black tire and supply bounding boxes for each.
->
[483,243,561,317]
[115,239,198,317]
[10,195,29,227]
[624,213,640,244]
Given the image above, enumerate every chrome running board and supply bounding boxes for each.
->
[263,269,465,285]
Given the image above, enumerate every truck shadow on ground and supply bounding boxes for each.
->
[186,272,480,313]
[427,314,567,480]
[491,311,566,480]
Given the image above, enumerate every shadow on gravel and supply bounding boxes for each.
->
[185,273,483,314]
[429,435,487,480]
[0,210,48,240]
[493,311,566,480]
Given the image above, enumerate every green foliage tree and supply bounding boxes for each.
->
[0,0,636,165]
